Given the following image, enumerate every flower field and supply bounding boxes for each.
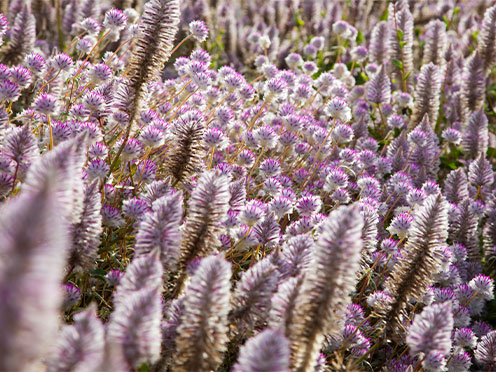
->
[1,0,496,371]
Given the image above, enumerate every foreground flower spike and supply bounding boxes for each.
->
[380,194,448,337]
[107,287,163,368]
[22,135,87,226]
[230,258,279,335]
[2,124,39,183]
[69,181,102,271]
[462,109,489,159]
[287,205,363,372]
[468,154,494,195]
[112,250,163,306]
[461,52,485,121]
[175,170,230,295]
[233,329,291,372]
[443,168,469,205]
[406,303,453,365]
[111,0,179,171]
[269,276,304,331]
[475,330,496,367]
[1,5,36,65]
[422,20,447,66]
[134,191,183,272]
[484,200,496,261]
[409,63,441,129]
[369,21,389,66]
[477,6,496,74]
[107,251,163,368]
[173,255,232,372]
[0,174,68,371]
[366,65,391,105]
[164,111,206,185]
[47,304,104,372]
[388,7,414,90]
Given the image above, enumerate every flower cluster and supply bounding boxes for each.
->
[0,1,495,371]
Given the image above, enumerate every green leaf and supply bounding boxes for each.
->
[89,268,107,277]
[379,7,389,21]
[403,71,412,81]
[443,15,450,27]
[396,29,404,41]
[488,147,496,158]
[294,12,304,27]
[399,41,407,48]
[453,7,461,15]
[392,59,403,69]
[356,29,364,45]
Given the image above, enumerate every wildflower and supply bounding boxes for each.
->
[0,80,20,102]
[103,8,128,31]
[33,93,58,115]
[326,97,352,122]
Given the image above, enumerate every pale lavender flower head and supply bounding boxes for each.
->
[239,199,266,227]
[33,93,58,115]
[102,204,124,228]
[62,283,81,311]
[103,8,128,31]
[2,125,38,180]
[0,175,68,371]
[447,351,471,372]
[387,213,413,239]
[46,304,104,372]
[173,255,231,371]
[106,269,124,286]
[189,20,209,42]
[406,302,453,356]
[233,329,290,372]
[51,53,73,72]
[0,80,20,102]
[454,327,477,348]
[475,331,496,367]
[86,159,109,182]
[469,274,494,301]
[134,192,183,271]
[25,52,46,74]
[83,91,106,112]
[122,197,149,220]
[326,97,352,122]
[442,127,462,145]
[10,66,31,88]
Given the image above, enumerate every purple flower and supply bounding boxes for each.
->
[33,93,58,115]
[475,331,496,367]
[173,255,231,371]
[0,80,20,102]
[102,203,124,228]
[406,302,453,357]
[0,175,69,371]
[86,159,109,181]
[103,8,128,31]
[47,304,104,372]
[10,66,31,88]
[25,52,46,74]
[134,192,182,270]
[62,283,81,311]
[51,53,73,72]
[189,20,209,42]
[233,329,290,372]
